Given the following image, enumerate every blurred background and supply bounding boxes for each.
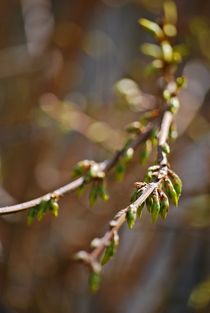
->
[0,0,210,312]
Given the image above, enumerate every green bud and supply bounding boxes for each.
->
[176,76,186,88]
[163,0,177,25]
[150,128,158,146]
[126,121,141,134]
[161,142,170,154]
[150,190,160,223]
[115,162,125,181]
[163,89,171,101]
[168,170,182,199]
[49,200,59,217]
[163,23,177,37]
[138,18,164,39]
[163,178,178,206]
[159,191,169,219]
[161,40,173,63]
[123,148,134,162]
[169,97,180,114]
[130,188,142,202]
[141,43,163,59]
[97,182,109,202]
[137,202,145,218]
[126,205,137,229]
[37,200,49,221]
[89,271,101,293]
[169,122,178,142]
[27,207,38,225]
[101,239,116,265]
[146,195,153,213]
[139,140,152,164]
[71,160,92,178]
[89,185,98,206]
[144,169,153,183]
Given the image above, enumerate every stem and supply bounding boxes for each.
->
[87,108,173,265]
[0,124,153,215]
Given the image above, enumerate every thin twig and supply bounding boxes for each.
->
[87,108,173,265]
[0,124,153,215]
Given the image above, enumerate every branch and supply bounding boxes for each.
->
[80,108,173,268]
[0,124,153,215]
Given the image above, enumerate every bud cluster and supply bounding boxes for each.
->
[27,195,59,224]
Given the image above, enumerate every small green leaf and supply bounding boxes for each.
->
[89,271,101,293]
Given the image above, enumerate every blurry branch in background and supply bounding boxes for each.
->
[75,0,186,292]
[40,95,126,152]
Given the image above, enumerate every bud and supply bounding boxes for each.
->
[159,191,169,219]
[124,148,134,162]
[150,190,160,223]
[126,205,137,229]
[89,185,98,206]
[137,202,145,218]
[89,271,101,293]
[168,170,182,199]
[101,238,117,265]
[141,43,162,59]
[97,182,109,202]
[115,162,125,181]
[163,178,178,206]
[49,199,59,217]
[130,188,142,202]
[126,121,141,134]
[37,200,49,221]
[139,140,152,164]
[27,207,38,225]
[161,142,170,154]
[169,122,178,142]
[90,238,102,248]
[138,18,164,40]
[73,250,89,262]
[161,40,173,63]
[169,97,180,114]
[146,195,153,213]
